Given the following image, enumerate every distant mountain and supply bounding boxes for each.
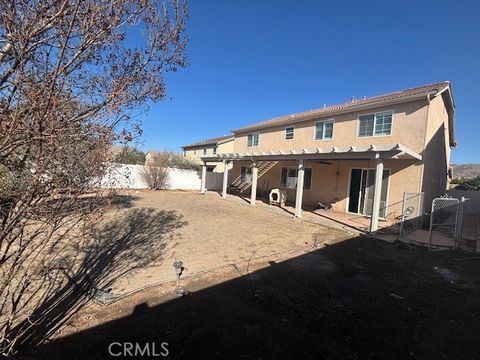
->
[451,164,480,179]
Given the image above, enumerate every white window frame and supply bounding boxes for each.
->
[285,126,295,140]
[247,132,259,147]
[314,119,334,141]
[357,110,394,138]
[279,166,312,191]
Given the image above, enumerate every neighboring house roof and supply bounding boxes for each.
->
[109,145,125,156]
[232,81,456,147]
[182,134,234,149]
[145,150,162,157]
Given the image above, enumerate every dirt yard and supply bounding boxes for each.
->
[19,190,480,359]
[31,235,480,360]
[88,190,348,294]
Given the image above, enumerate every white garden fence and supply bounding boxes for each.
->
[98,163,223,191]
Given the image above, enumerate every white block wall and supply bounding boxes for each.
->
[99,163,223,191]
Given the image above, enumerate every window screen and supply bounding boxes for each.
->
[247,133,259,147]
[359,111,392,137]
[315,120,334,140]
[285,126,294,140]
[358,114,375,137]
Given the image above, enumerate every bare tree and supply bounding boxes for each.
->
[0,0,187,355]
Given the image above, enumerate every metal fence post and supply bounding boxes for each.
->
[399,192,407,238]
[455,196,471,249]
[455,197,463,248]
[428,199,435,251]
[419,193,425,229]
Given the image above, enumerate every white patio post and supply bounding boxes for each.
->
[294,159,305,218]
[221,160,229,198]
[370,153,384,233]
[250,161,258,205]
[200,163,207,194]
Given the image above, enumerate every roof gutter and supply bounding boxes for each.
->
[431,85,456,147]
[182,137,234,150]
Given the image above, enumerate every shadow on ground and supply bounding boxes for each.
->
[9,205,186,355]
[30,236,480,360]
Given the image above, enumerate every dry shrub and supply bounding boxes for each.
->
[147,151,201,171]
[142,151,201,190]
[142,163,169,190]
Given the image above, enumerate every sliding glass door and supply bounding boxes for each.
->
[349,168,389,218]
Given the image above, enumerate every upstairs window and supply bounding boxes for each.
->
[213,146,217,154]
[203,148,207,155]
[285,126,294,140]
[247,132,259,147]
[358,110,393,137]
[315,119,334,140]
[280,167,312,190]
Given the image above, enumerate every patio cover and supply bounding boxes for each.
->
[200,143,422,162]
[199,143,421,233]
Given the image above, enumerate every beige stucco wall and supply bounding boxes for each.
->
[230,159,422,221]
[183,139,234,172]
[217,139,235,154]
[230,97,456,216]
[420,95,451,206]
[233,99,429,155]
[184,147,213,162]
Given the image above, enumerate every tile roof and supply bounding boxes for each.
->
[182,134,234,149]
[232,81,453,134]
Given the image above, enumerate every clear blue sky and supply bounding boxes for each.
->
[138,0,480,164]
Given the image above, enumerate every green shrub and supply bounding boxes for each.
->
[147,151,200,171]
[451,176,480,190]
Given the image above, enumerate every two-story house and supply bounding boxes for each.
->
[200,82,456,232]
[181,135,234,172]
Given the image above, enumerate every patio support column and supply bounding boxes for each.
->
[294,159,305,218]
[250,161,258,205]
[200,163,207,194]
[221,160,229,198]
[370,153,384,233]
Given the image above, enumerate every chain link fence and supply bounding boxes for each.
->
[457,199,480,252]
[428,197,459,250]
[399,192,424,237]
[397,192,480,252]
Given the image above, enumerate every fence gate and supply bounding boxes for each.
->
[399,192,424,237]
[428,197,460,250]
[454,196,478,252]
